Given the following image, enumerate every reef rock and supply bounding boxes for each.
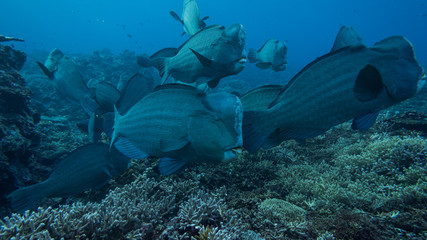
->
[0,45,40,217]
[0,45,26,71]
[384,111,427,135]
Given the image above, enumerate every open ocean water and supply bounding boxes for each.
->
[0,0,426,239]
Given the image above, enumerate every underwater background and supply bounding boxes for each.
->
[1,0,427,239]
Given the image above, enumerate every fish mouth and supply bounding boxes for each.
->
[228,146,243,154]
[231,147,243,154]
[223,147,243,161]
[417,72,426,93]
[237,57,247,64]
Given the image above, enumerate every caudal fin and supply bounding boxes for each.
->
[150,57,167,78]
[242,111,269,153]
[247,48,258,63]
[8,183,48,213]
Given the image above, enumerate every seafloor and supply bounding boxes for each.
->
[0,48,426,239]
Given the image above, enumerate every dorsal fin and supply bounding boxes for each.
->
[115,73,155,115]
[150,47,179,59]
[331,26,363,52]
[152,83,204,94]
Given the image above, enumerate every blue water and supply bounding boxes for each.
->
[1,0,427,76]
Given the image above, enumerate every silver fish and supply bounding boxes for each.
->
[248,39,288,72]
[8,143,130,212]
[170,0,209,36]
[146,24,247,89]
[111,84,243,175]
[36,48,98,114]
[243,32,424,153]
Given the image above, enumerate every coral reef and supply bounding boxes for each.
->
[1,50,426,239]
[0,175,261,239]
[0,45,40,217]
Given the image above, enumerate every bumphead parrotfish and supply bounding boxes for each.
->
[248,39,288,72]
[243,27,425,153]
[170,0,209,36]
[111,84,243,175]
[138,24,247,89]
[8,143,130,212]
[36,48,98,114]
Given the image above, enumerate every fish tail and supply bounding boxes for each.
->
[110,105,121,149]
[242,111,269,153]
[102,112,115,138]
[137,56,153,68]
[8,183,48,213]
[248,48,258,63]
[150,57,167,78]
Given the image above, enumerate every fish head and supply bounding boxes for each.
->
[370,36,424,102]
[209,23,247,75]
[44,48,64,72]
[202,92,244,161]
[272,41,288,70]
[278,41,288,59]
[223,23,246,46]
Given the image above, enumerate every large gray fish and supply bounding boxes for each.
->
[8,143,130,212]
[111,84,243,175]
[36,48,98,114]
[248,39,288,72]
[243,33,425,153]
[140,24,247,89]
[170,0,209,36]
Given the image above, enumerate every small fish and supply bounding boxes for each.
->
[243,27,425,153]
[248,39,288,72]
[139,24,247,89]
[8,143,130,212]
[170,0,209,36]
[36,48,98,115]
[112,84,243,175]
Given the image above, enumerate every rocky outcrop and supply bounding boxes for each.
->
[0,45,40,217]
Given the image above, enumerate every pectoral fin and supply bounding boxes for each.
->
[113,137,148,159]
[352,111,379,130]
[157,157,188,175]
[36,61,54,80]
[190,48,213,66]
[170,11,183,24]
